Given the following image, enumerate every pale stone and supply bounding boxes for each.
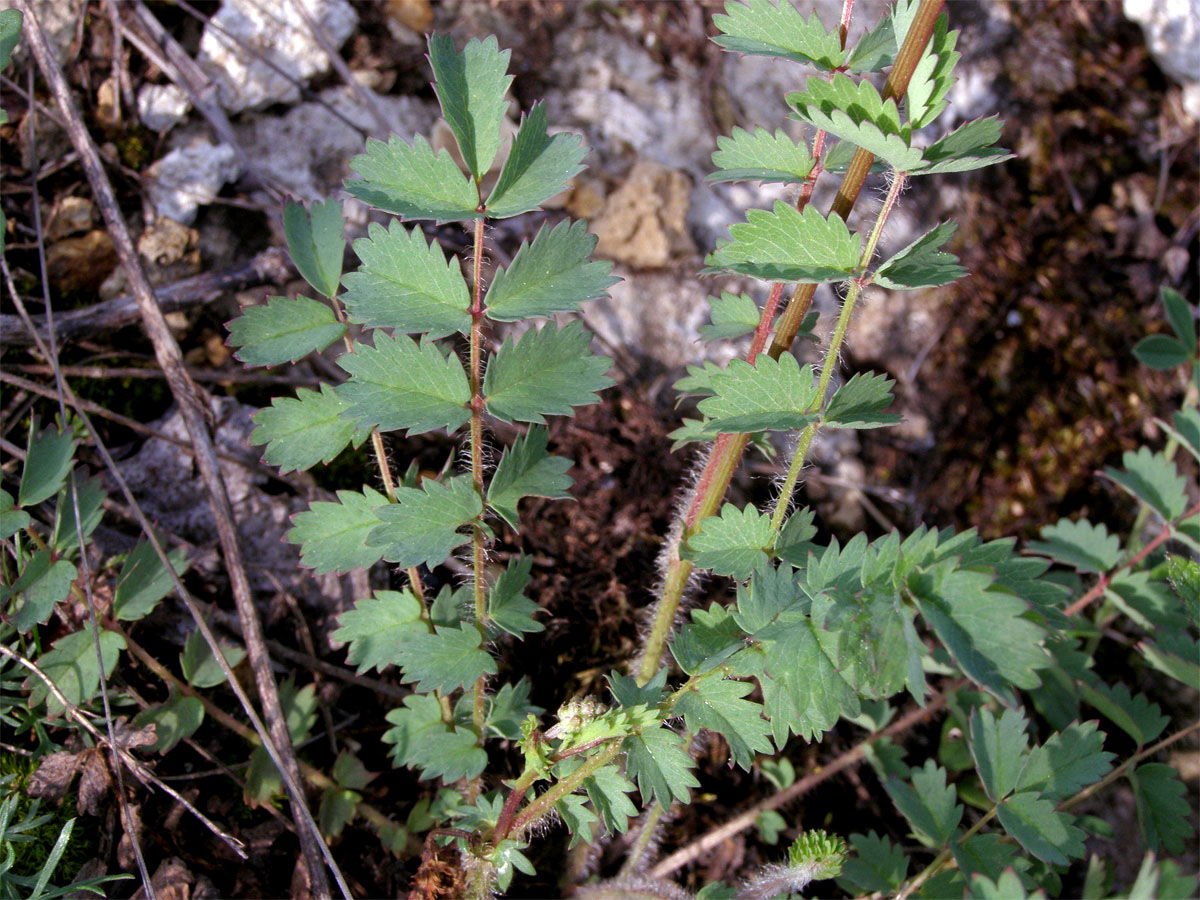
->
[138,83,192,133]
[146,141,242,225]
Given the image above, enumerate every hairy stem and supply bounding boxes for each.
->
[636,0,945,684]
[504,741,623,839]
[468,211,490,791]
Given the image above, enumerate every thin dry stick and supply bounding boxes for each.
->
[0,643,248,860]
[650,689,954,879]
[0,247,292,346]
[15,6,341,895]
[17,59,156,900]
[10,363,317,387]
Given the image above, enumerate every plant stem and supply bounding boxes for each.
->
[895,806,997,900]
[503,741,623,839]
[468,211,490,790]
[635,0,945,685]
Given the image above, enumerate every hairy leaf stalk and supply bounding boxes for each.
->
[469,210,490,767]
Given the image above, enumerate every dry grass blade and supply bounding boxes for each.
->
[13,4,345,896]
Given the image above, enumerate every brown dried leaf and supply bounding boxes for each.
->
[77,748,111,816]
[27,750,83,804]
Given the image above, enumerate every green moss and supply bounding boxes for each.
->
[1,751,97,886]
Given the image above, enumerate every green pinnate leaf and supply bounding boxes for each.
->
[952,834,1028,887]
[487,679,543,740]
[670,602,745,676]
[337,334,471,435]
[701,292,761,342]
[909,564,1047,705]
[1129,763,1192,855]
[484,220,617,322]
[918,116,1014,174]
[51,473,105,553]
[584,764,638,836]
[3,552,75,633]
[705,202,861,283]
[675,677,772,770]
[836,831,908,893]
[346,135,481,222]
[969,707,1030,801]
[1139,632,1200,689]
[905,14,959,130]
[1104,447,1186,520]
[732,562,805,635]
[556,794,598,850]
[0,9,21,73]
[674,361,723,398]
[368,475,482,569]
[132,692,204,755]
[383,694,445,771]
[287,487,389,575]
[1134,334,1192,370]
[27,626,125,717]
[775,507,819,566]
[319,787,361,839]
[0,490,30,539]
[487,425,573,531]
[428,34,512,180]
[332,590,426,674]
[886,760,962,846]
[697,353,820,433]
[1160,286,1196,353]
[712,0,846,69]
[1015,721,1114,801]
[1026,518,1121,574]
[624,721,699,809]
[485,102,586,218]
[20,422,75,508]
[114,538,188,621]
[251,385,361,474]
[1076,682,1168,747]
[1163,407,1200,464]
[873,222,966,290]
[996,791,1085,866]
[227,296,345,367]
[687,503,774,579]
[247,679,316,803]
[824,371,901,429]
[707,127,815,184]
[340,221,471,338]
[968,870,1044,900]
[384,695,488,783]
[181,627,246,688]
[487,556,544,637]
[788,75,925,172]
[283,198,345,299]
[394,623,497,694]
[1168,556,1200,624]
[483,321,613,424]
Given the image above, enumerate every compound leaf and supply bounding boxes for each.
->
[332,590,426,674]
[487,679,543,740]
[283,198,344,299]
[733,562,805,635]
[384,694,488,783]
[687,503,774,579]
[775,507,819,566]
[114,538,188,622]
[483,321,613,423]
[873,222,966,290]
[287,487,389,574]
[584,764,638,836]
[624,721,698,809]
[712,0,846,69]
[368,475,482,569]
[707,127,815,184]
[705,202,861,283]
[1140,632,1200,690]
[968,870,1041,900]
[697,353,819,433]
[485,102,586,218]
[837,831,907,893]
[347,134,481,222]
[918,116,1014,174]
[484,220,617,322]
[0,9,20,73]
[27,626,125,717]
[1133,334,1191,371]
[251,384,360,473]
[675,677,772,770]
[788,75,925,172]
[905,14,958,130]
[227,296,345,367]
[1077,682,1167,747]
[340,221,471,338]
[1026,518,1121,575]
[20,423,75,508]
[886,759,962,845]
[969,707,1030,801]
[487,426,573,531]
[488,556,544,637]
[428,34,512,180]
[1016,721,1114,801]
[132,692,204,755]
[51,473,105,553]
[394,623,497,694]
[701,292,761,342]
[670,602,745,676]
[824,371,901,429]
[1104,447,1186,521]
[338,334,471,435]
[1129,763,1191,855]
[1163,407,1200,464]
[996,791,1085,866]
[1160,287,1196,353]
